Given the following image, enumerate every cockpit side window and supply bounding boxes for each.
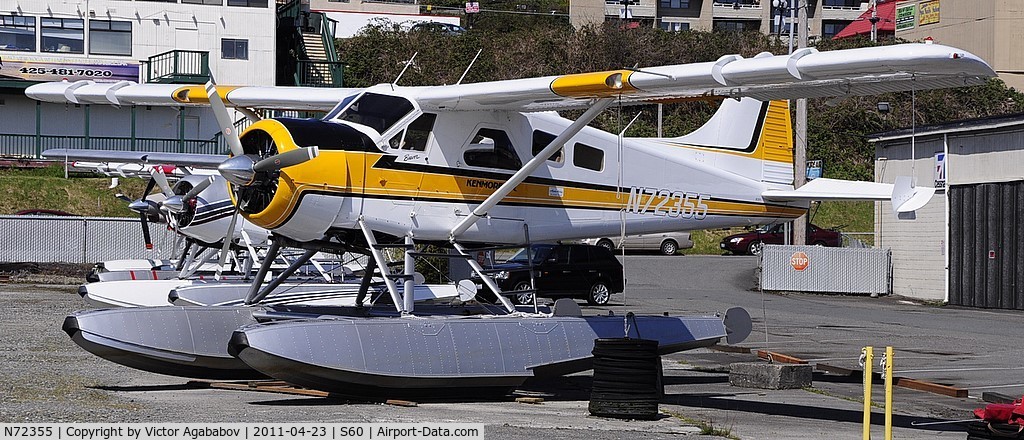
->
[333,92,415,134]
[403,113,436,151]
[463,128,522,171]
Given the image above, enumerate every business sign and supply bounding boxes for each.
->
[465,2,479,13]
[919,0,940,26]
[0,54,139,83]
[934,152,946,188]
[896,4,916,31]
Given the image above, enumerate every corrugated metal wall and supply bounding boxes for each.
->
[949,182,1024,309]
[761,245,891,295]
[0,216,179,263]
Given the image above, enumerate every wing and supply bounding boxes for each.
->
[410,43,995,111]
[26,43,993,114]
[43,149,225,169]
[26,81,361,112]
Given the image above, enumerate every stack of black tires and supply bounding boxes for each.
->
[588,338,663,420]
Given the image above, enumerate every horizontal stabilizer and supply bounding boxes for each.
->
[762,177,935,214]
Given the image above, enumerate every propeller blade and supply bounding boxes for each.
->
[205,77,244,157]
[139,212,153,250]
[253,146,320,173]
[141,175,157,201]
[150,168,174,198]
[183,176,215,201]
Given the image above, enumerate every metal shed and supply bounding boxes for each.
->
[871,113,1024,308]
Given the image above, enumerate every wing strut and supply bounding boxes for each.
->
[449,97,615,240]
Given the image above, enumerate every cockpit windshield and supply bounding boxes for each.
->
[328,92,415,134]
[322,94,359,121]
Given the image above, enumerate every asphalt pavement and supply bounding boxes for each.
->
[2,255,1021,439]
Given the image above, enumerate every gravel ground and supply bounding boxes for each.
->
[0,256,1006,439]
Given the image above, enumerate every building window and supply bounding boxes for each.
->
[659,21,690,32]
[660,0,689,8]
[227,0,269,7]
[573,143,604,172]
[822,0,862,7]
[822,20,848,38]
[221,38,248,60]
[42,18,84,54]
[89,20,131,56]
[0,15,35,51]
[713,20,759,32]
[183,0,225,4]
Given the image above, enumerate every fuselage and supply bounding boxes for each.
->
[232,87,806,245]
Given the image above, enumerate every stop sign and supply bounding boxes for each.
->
[790,251,809,271]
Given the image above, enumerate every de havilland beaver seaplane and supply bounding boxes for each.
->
[68,163,458,309]
[30,42,994,395]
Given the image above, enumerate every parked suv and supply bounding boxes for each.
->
[582,231,693,255]
[473,244,624,306]
[720,223,842,256]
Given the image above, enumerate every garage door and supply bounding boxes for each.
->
[949,181,1024,309]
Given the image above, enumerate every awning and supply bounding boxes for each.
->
[832,1,896,40]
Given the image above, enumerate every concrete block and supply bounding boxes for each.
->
[729,362,812,390]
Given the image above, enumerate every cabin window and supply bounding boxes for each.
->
[573,142,604,172]
[0,16,36,52]
[336,92,415,134]
[532,130,563,163]
[463,128,522,171]
[42,18,84,54]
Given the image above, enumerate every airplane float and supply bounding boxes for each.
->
[30,43,995,396]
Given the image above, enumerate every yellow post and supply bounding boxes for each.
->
[862,346,873,440]
[884,346,894,440]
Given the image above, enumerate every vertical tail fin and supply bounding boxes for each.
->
[673,98,794,185]
[756,100,795,186]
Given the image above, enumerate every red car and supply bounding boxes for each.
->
[720,223,842,256]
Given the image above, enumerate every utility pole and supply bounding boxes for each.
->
[793,0,808,245]
[869,0,879,42]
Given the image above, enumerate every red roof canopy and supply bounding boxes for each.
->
[832,1,896,40]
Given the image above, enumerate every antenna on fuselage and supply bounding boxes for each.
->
[456,49,483,85]
[392,52,419,90]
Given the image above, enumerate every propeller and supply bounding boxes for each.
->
[127,176,160,250]
[162,176,214,214]
[206,77,244,157]
[150,167,175,198]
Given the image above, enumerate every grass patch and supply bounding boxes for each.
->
[802,386,883,409]
[664,411,740,439]
[689,201,875,255]
[0,165,146,216]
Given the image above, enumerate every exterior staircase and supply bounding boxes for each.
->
[277,0,343,87]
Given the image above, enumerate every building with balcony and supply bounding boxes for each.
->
[890,0,1024,90]
[310,0,460,38]
[570,0,879,41]
[0,0,355,159]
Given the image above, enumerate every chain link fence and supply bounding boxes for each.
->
[0,216,180,263]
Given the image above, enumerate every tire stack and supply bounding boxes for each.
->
[588,338,662,420]
[967,421,1024,439]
